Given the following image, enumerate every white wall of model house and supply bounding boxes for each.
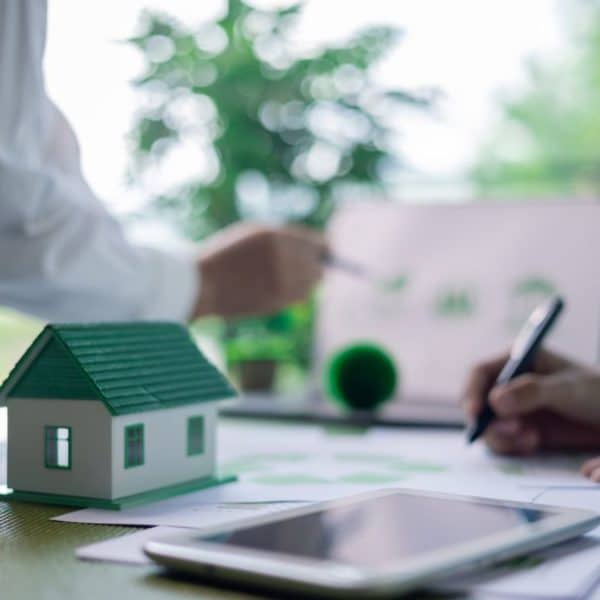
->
[7,398,218,500]
[111,403,217,498]
[7,398,112,498]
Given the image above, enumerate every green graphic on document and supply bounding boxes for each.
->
[435,287,476,317]
[509,276,558,332]
[382,274,409,293]
[222,451,447,486]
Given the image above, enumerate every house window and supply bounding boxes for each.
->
[45,426,71,469]
[124,424,144,468]
[187,416,205,456]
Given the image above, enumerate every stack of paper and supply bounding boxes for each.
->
[437,533,600,599]
[62,419,600,598]
[77,527,180,566]
[59,419,599,530]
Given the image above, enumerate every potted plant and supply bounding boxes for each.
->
[223,301,314,392]
[225,331,291,392]
[224,312,292,392]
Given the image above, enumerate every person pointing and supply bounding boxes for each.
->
[0,0,325,324]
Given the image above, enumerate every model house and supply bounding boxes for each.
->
[0,322,237,509]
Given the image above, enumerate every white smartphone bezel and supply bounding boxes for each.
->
[144,488,600,598]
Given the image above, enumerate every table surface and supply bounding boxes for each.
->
[0,498,260,600]
[1,498,449,600]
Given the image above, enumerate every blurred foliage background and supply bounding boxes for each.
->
[472,3,600,199]
[125,0,432,391]
[128,0,432,233]
[0,310,41,385]
[2,0,600,389]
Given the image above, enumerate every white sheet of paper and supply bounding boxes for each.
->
[76,526,177,565]
[58,497,307,527]
[55,421,596,528]
[69,421,600,599]
[586,567,600,600]
[77,500,600,600]
[63,420,600,600]
[81,528,600,600]
[437,486,600,598]
[79,524,600,600]
[532,489,600,512]
[318,202,600,409]
[436,531,600,599]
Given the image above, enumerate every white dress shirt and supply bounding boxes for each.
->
[0,0,199,322]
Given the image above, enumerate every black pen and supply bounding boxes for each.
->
[467,296,564,444]
[321,253,377,283]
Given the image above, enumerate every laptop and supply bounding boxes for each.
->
[224,201,600,426]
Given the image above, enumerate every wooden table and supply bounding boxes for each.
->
[0,499,257,600]
[0,499,446,600]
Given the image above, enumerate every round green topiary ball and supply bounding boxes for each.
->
[324,342,398,411]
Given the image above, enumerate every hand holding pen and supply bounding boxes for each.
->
[462,340,600,463]
[467,297,564,443]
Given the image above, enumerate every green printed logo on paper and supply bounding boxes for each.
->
[381,274,409,293]
[514,277,556,298]
[434,288,476,318]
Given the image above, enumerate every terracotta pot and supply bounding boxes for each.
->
[236,360,277,392]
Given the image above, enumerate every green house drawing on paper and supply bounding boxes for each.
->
[509,276,558,332]
[434,287,476,318]
[0,322,237,510]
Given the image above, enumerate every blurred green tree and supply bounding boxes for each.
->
[127,0,432,389]
[472,4,600,198]
[128,0,432,233]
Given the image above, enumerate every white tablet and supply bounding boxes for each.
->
[144,489,599,598]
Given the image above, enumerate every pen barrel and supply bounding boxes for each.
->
[324,342,398,412]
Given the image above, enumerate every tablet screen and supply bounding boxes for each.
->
[203,493,556,568]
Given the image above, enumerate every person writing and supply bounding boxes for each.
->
[0,1,325,325]
[462,349,600,483]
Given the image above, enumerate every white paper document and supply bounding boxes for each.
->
[533,489,600,512]
[57,421,597,529]
[59,497,307,528]
[77,526,179,565]
[65,421,600,599]
[437,531,600,599]
[78,527,600,600]
[78,524,600,600]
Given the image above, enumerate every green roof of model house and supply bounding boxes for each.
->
[0,322,237,415]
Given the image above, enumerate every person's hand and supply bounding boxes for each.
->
[461,349,600,458]
[192,223,326,318]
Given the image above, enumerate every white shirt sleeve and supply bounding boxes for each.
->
[0,0,199,323]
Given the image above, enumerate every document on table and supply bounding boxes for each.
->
[69,420,600,598]
[56,420,597,528]
[436,529,600,599]
[59,496,307,528]
[78,523,600,600]
[437,486,600,599]
[534,488,600,512]
[77,527,179,566]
